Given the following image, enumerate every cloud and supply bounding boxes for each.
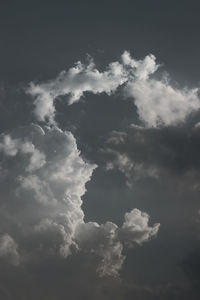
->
[75,221,125,277]
[125,78,200,128]
[119,209,160,246]
[103,123,200,187]
[0,234,20,265]
[106,150,159,185]
[0,133,46,172]
[0,124,96,259]
[75,209,159,277]
[122,50,200,128]
[27,57,129,123]
[0,124,159,276]
[27,51,200,128]
[121,50,159,80]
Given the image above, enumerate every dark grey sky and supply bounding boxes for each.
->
[0,0,200,84]
[0,1,200,299]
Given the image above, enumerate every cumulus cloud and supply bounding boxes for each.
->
[0,124,159,276]
[27,57,129,123]
[121,51,200,127]
[121,50,159,80]
[75,209,159,277]
[27,51,200,128]
[0,124,96,259]
[120,209,160,246]
[0,133,46,172]
[75,221,125,277]
[122,50,200,127]
[125,78,200,128]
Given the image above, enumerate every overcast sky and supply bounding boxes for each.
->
[0,1,200,299]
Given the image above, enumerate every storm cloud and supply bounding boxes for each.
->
[1,1,200,299]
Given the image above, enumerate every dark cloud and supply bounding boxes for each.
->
[180,245,200,298]
[103,122,200,186]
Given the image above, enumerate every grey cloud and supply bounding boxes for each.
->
[75,221,125,277]
[103,123,200,187]
[0,134,46,172]
[0,234,20,266]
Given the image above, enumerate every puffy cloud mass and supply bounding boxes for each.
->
[27,57,128,123]
[75,209,159,277]
[28,51,200,127]
[0,124,159,276]
[122,51,200,128]
[0,124,96,258]
[125,78,200,128]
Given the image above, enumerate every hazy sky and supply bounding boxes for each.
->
[0,1,200,299]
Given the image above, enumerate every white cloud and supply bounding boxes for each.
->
[121,50,159,80]
[27,57,129,123]
[125,78,200,128]
[27,50,200,128]
[0,124,96,259]
[119,209,160,247]
[122,51,200,127]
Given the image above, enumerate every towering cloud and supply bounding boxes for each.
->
[0,124,159,276]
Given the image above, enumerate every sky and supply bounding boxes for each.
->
[0,1,200,299]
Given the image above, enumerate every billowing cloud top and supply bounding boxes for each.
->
[0,124,159,277]
[27,57,128,123]
[28,51,200,128]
